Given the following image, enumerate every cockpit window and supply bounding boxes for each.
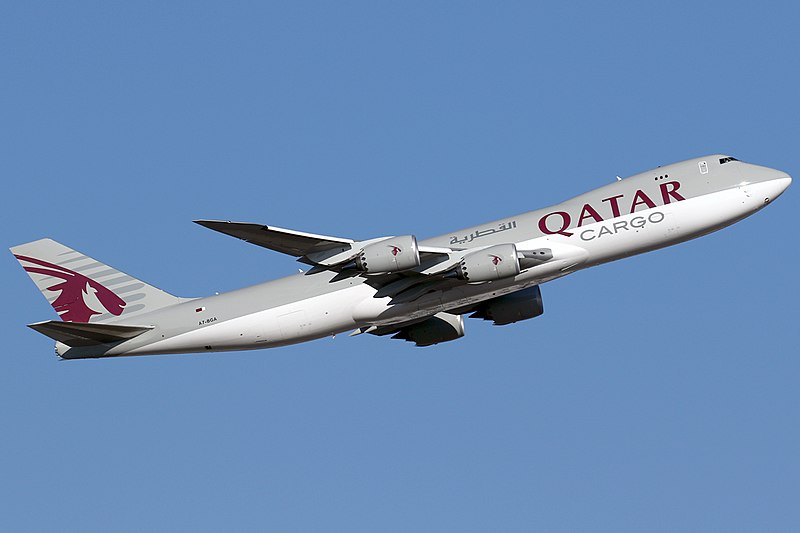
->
[719,157,739,164]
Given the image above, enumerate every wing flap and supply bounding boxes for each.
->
[28,320,153,347]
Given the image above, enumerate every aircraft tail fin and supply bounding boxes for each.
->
[11,238,188,323]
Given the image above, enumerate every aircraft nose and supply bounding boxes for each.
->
[761,171,791,204]
[773,173,791,196]
[739,163,791,197]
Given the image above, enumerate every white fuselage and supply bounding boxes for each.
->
[112,171,789,357]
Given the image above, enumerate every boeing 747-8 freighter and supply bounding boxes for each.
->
[12,155,791,358]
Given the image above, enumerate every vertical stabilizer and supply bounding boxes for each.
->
[11,238,188,323]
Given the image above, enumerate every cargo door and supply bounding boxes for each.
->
[278,310,311,340]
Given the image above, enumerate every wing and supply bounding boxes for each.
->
[194,220,353,257]
[195,219,454,266]
[193,220,560,305]
[351,312,465,347]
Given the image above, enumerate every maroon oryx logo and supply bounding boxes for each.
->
[15,255,126,322]
[490,254,502,266]
[390,246,401,256]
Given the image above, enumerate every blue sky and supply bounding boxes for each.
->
[2,2,798,531]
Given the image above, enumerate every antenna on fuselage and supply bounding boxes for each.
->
[616,175,622,181]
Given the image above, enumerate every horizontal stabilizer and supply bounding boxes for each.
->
[28,320,153,347]
[194,220,354,257]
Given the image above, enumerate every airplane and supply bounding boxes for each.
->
[11,155,791,359]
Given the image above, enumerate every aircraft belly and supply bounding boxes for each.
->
[653,186,769,244]
[120,284,371,355]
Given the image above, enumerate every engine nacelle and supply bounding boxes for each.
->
[392,312,465,347]
[354,235,420,273]
[453,243,520,282]
[470,286,544,325]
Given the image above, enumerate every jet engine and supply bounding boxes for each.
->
[470,286,544,325]
[451,243,520,282]
[353,235,420,273]
[391,312,465,346]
